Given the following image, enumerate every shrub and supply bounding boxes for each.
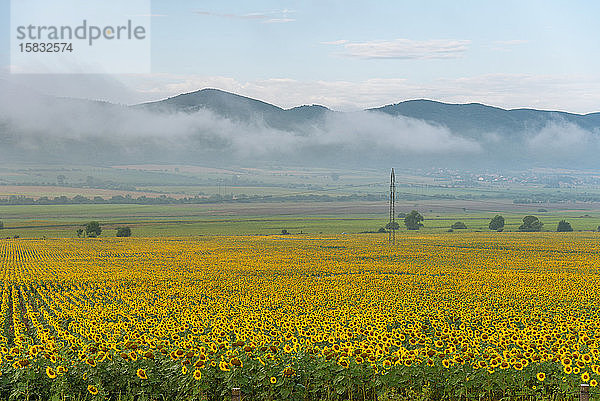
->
[404,210,424,230]
[556,220,573,232]
[489,215,504,230]
[116,227,132,237]
[385,221,400,230]
[519,216,543,232]
[85,221,102,237]
[451,221,467,229]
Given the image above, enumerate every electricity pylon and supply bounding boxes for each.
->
[389,168,396,244]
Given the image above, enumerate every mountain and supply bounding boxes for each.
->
[2,83,600,168]
[139,89,600,138]
[138,88,333,131]
[369,99,600,138]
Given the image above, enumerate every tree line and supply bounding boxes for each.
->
[0,193,389,206]
[75,222,131,238]
[382,212,589,232]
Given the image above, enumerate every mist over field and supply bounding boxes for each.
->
[1,77,599,169]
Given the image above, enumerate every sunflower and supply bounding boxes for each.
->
[270,376,277,384]
[536,372,545,381]
[219,361,231,372]
[88,385,98,395]
[46,366,57,379]
[591,380,598,387]
[181,365,188,375]
[582,372,590,382]
[28,345,38,357]
[193,369,202,380]
[136,368,148,380]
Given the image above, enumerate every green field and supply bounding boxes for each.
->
[2,163,600,238]
[1,201,600,238]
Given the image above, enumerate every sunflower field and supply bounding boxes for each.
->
[1,233,600,400]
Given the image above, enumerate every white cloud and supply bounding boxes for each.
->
[0,79,481,160]
[320,40,349,45]
[323,38,470,59]
[318,111,481,154]
[527,120,594,151]
[194,10,295,23]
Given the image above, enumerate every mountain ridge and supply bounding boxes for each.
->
[138,88,600,136]
[2,82,600,168]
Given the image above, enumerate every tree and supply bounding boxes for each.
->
[519,216,543,232]
[556,220,573,232]
[76,229,83,238]
[404,210,424,230]
[281,229,289,235]
[451,221,467,229]
[488,215,505,231]
[116,227,132,237]
[377,227,387,233]
[85,221,102,238]
[385,221,399,230]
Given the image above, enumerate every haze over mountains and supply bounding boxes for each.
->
[1,81,599,169]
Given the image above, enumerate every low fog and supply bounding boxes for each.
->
[0,78,598,169]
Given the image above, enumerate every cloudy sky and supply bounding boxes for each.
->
[1,0,599,112]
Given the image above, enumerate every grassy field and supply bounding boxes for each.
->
[1,201,600,238]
